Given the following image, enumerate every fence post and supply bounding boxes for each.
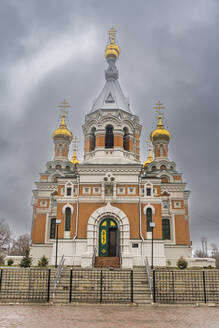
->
[100,270,103,303]
[203,271,207,303]
[130,270,133,303]
[0,269,2,292]
[47,269,51,302]
[172,271,175,303]
[153,269,156,303]
[69,269,72,303]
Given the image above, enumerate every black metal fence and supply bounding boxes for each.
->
[153,270,219,304]
[69,269,133,303]
[0,268,50,302]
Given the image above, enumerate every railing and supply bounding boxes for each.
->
[144,257,153,301]
[52,254,65,298]
[0,268,51,302]
[69,269,133,303]
[153,269,219,304]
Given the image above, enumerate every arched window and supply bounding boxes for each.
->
[65,208,71,232]
[50,218,56,239]
[90,127,96,151]
[123,127,129,151]
[146,208,153,232]
[160,165,167,170]
[162,219,170,239]
[105,125,114,148]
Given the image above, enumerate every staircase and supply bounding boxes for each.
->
[94,257,120,268]
[133,266,152,304]
[50,267,71,304]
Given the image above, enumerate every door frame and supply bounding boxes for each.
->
[98,218,119,257]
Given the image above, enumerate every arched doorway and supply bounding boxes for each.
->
[99,218,119,257]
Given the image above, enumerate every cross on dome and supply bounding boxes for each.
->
[108,27,117,44]
[153,100,165,117]
[58,99,71,118]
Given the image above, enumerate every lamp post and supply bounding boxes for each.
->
[150,222,155,269]
[55,219,61,268]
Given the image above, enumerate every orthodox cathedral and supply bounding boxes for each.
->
[31,29,192,268]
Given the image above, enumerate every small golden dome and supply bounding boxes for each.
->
[143,144,153,168]
[150,115,171,142]
[70,149,80,164]
[52,115,72,140]
[105,43,120,59]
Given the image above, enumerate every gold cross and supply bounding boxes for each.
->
[58,99,71,117]
[109,27,116,44]
[153,100,165,116]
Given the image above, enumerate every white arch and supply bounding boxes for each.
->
[62,203,74,215]
[143,204,156,215]
[86,202,130,255]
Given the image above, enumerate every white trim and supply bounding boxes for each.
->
[85,202,130,256]
[62,203,74,214]
[143,204,156,215]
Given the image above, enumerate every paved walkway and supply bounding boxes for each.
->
[1,305,219,328]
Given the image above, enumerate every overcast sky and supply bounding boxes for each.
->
[0,0,219,251]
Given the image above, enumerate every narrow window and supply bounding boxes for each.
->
[105,125,114,148]
[162,219,170,239]
[146,188,151,196]
[50,218,56,239]
[65,208,71,232]
[146,208,152,232]
[67,187,71,196]
[123,127,129,151]
[90,127,96,151]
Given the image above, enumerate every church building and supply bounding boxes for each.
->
[31,29,192,268]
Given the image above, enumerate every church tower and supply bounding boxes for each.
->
[83,28,142,164]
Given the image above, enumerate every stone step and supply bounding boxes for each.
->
[94,257,120,268]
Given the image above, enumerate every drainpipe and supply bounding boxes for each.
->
[73,173,80,242]
[138,175,144,258]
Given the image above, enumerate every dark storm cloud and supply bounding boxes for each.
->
[0,0,218,250]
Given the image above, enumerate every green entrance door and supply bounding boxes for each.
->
[99,219,118,257]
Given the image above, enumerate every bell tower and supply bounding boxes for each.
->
[82,28,142,164]
[150,101,171,159]
[52,100,72,161]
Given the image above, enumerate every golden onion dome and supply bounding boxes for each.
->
[70,149,80,164]
[143,144,153,168]
[52,115,72,140]
[150,115,171,142]
[105,42,120,59]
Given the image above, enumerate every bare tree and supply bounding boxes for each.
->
[0,219,11,251]
[194,249,205,258]
[0,219,12,264]
[10,234,30,256]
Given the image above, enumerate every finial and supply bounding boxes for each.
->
[153,101,165,127]
[108,27,116,44]
[52,100,72,139]
[58,99,71,119]
[71,136,80,164]
[105,27,120,62]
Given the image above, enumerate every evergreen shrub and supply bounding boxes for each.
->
[177,256,188,269]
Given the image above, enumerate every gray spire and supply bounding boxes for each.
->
[90,58,131,113]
